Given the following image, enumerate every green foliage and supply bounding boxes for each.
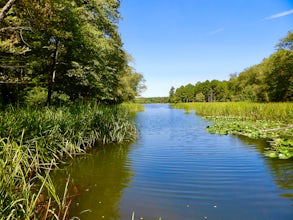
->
[0,104,137,147]
[51,92,71,106]
[118,68,146,102]
[174,102,293,122]
[25,86,47,107]
[0,0,145,106]
[170,80,231,103]
[135,97,168,104]
[121,103,145,115]
[168,86,175,103]
[264,49,293,101]
[195,92,205,102]
[277,31,293,50]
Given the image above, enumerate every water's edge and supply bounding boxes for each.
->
[53,104,293,220]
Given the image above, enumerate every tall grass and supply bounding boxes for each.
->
[0,103,137,150]
[174,102,293,123]
[0,103,137,219]
[121,103,145,115]
[0,138,60,219]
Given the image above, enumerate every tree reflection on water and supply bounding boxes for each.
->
[237,136,293,203]
[52,143,133,220]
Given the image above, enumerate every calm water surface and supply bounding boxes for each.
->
[53,104,293,220]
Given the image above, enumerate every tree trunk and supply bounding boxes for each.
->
[47,41,58,106]
[0,0,18,22]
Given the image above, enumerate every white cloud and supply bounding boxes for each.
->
[265,9,293,20]
[208,28,224,36]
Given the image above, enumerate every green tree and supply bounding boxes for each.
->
[264,49,293,101]
[118,65,146,101]
[195,92,205,102]
[0,0,144,106]
[168,86,175,103]
[185,83,195,102]
[277,31,293,51]
[231,64,264,101]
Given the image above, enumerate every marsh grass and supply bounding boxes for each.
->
[0,103,137,219]
[174,102,293,123]
[0,138,63,219]
[122,103,144,115]
[174,102,293,159]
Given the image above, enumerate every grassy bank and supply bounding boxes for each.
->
[173,102,293,159]
[0,103,138,219]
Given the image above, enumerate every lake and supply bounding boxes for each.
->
[53,104,293,220]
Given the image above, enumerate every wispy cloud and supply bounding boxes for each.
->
[265,9,293,20]
[208,28,224,36]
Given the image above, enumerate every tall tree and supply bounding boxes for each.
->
[168,86,175,103]
[264,49,293,101]
[1,0,144,106]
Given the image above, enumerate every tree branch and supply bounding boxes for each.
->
[0,0,18,23]
[0,26,31,32]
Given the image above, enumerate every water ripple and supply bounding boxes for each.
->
[120,104,293,220]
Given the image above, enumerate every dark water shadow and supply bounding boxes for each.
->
[52,143,133,220]
[236,135,293,204]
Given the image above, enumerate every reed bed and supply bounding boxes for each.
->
[174,102,293,123]
[173,102,293,159]
[0,103,137,219]
[121,103,145,115]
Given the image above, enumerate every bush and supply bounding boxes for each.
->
[25,87,47,107]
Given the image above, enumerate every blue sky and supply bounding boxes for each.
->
[119,0,293,97]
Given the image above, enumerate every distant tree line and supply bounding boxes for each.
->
[0,0,146,108]
[169,31,293,103]
[135,97,168,104]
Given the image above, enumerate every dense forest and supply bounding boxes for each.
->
[169,31,293,103]
[0,0,145,107]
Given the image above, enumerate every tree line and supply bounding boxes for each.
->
[0,0,145,107]
[169,31,293,103]
[135,97,168,104]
